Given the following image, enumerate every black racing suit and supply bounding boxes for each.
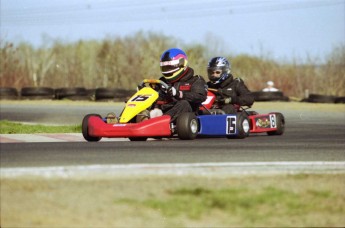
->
[158,67,207,122]
[207,74,254,114]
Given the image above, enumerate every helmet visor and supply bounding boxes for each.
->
[207,67,223,77]
[160,59,180,76]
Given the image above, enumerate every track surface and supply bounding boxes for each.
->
[1,102,344,170]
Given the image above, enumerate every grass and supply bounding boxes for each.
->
[1,174,344,227]
[121,183,342,224]
[0,120,81,134]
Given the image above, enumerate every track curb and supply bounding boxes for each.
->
[0,133,128,143]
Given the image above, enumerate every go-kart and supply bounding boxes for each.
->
[205,88,285,136]
[82,79,284,142]
[82,79,248,141]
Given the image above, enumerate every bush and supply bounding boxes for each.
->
[1,34,344,98]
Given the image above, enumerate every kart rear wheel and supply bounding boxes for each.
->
[129,137,148,141]
[227,113,250,139]
[267,112,285,135]
[176,112,199,140]
[82,114,102,142]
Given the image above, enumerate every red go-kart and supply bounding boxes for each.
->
[82,79,285,142]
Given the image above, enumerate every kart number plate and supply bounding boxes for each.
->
[226,116,236,134]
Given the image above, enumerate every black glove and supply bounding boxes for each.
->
[167,86,181,99]
[218,95,232,104]
[217,88,225,97]
[217,88,234,104]
[223,97,232,104]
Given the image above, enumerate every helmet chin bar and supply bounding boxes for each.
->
[168,67,189,83]
[209,72,229,84]
[209,75,220,82]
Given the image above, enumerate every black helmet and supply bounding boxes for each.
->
[207,57,231,84]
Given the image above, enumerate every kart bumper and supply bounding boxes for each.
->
[88,115,172,138]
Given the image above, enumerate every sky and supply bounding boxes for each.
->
[1,0,344,63]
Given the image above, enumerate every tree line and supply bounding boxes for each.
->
[1,31,344,98]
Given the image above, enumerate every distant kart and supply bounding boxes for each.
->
[82,79,284,142]
[205,88,285,136]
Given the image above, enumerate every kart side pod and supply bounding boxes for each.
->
[174,112,250,140]
[197,113,250,139]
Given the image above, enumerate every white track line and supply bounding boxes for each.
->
[1,161,344,178]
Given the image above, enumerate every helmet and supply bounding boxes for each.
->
[160,48,188,83]
[207,57,231,84]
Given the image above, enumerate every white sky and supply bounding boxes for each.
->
[1,0,344,62]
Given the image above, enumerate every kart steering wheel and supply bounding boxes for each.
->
[138,79,170,93]
[208,88,220,95]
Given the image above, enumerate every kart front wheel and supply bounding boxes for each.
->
[82,114,102,142]
[176,112,199,140]
[267,112,285,135]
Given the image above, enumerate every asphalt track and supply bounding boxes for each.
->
[0,102,344,175]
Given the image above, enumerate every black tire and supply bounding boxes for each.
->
[86,89,96,101]
[82,114,102,142]
[176,112,199,140]
[227,113,250,139]
[307,94,336,103]
[252,91,287,102]
[0,87,18,100]
[95,88,115,101]
[334,96,345,104]
[21,87,55,100]
[280,96,290,102]
[95,88,134,101]
[129,137,148,141]
[55,87,90,100]
[267,112,285,136]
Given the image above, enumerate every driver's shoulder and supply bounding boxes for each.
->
[234,77,244,83]
[193,74,206,82]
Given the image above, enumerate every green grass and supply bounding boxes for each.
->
[2,174,344,227]
[0,120,81,134]
[118,186,336,221]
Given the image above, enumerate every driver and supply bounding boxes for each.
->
[152,48,207,122]
[206,56,254,114]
